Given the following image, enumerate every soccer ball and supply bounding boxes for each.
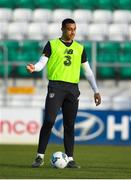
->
[51,151,69,169]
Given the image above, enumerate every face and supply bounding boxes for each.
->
[62,23,76,41]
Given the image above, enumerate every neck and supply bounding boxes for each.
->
[60,36,73,43]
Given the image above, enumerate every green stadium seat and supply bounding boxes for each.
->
[120,42,131,78]
[0,40,19,77]
[0,45,4,63]
[53,0,76,9]
[75,0,96,10]
[15,0,35,9]
[0,40,19,61]
[117,0,131,10]
[17,40,42,63]
[0,0,15,8]
[16,40,43,78]
[17,66,43,78]
[34,0,55,9]
[16,66,31,77]
[0,41,12,77]
[97,0,115,10]
[0,65,11,77]
[97,42,120,78]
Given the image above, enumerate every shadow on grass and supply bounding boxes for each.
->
[87,165,131,174]
[0,163,32,168]
[0,163,53,169]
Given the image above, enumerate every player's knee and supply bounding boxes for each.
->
[44,120,54,129]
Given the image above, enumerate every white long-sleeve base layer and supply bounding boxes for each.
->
[34,55,99,93]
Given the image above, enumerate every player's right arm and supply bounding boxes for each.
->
[26,41,51,73]
[26,55,48,73]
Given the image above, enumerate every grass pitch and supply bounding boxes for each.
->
[0,144,131,179]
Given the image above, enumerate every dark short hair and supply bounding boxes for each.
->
[62,18,75,28]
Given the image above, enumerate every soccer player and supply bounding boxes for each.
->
[26,18,101,168]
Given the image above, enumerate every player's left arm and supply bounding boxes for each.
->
[81,48,101,106]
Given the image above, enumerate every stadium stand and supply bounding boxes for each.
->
[0,22,8,39]
[0,8,12,21]
[113,10,131,24]
[14,0,35,9]
[32,9,52,22]
[52,9,72,22]
[0,0,131,95]
[97,0,115,10]
[87,23,108,41]
[75,0,97,10]
[92,10,112,23]
[13,8,32,22]
[7,22,28,40]
[34,0,55,9]
[116,0,131,10]
[27,22,48,40]
[72,9,92,23]
[97,42,120,78]
[0,0,15,8]
[120,41,131,78]
[108,23,129,41]
[53,0,76,9]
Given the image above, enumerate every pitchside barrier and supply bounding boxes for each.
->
[0,107,131,145]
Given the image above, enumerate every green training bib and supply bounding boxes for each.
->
[47,39,83,83]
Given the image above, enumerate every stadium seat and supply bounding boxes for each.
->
[17,66,43,78]
[0,0,15,8]
[16,66,31,77]
[0,8,13,22]
[120,42,131,78]
[73,9,92,23]
[75,0,97,10]
[27,23,48,40]
[97,0,115,10]
[116,0,131,10]
[15,0,35,9]
[7,22,28,40]
[53,0,76,9]
[97,42,120,78]
[75,23,89,40]
[13,8,32,22]
[34,0,55,9]
[113,10,131,24]
[32,9,52,23]
[4,40,19,61]
[0,22,9,39]
[52,9,72,22]
[128,25,131,40]
[0,44,4,63]
[108,24,129,41]
[87,23,108,41]
[93,10,113,23]
[48,23,61,39]
[17,40,42,62]
[0,64,11,77]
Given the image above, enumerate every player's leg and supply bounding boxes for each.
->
[32,85,65,167]
[62,88,80,168]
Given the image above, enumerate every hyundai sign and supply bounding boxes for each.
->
[50,110,131,145]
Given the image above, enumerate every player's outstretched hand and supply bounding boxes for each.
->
[94,93,101,106]
[26,64,35,73]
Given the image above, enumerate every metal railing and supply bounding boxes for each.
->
[0,41,131,106]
